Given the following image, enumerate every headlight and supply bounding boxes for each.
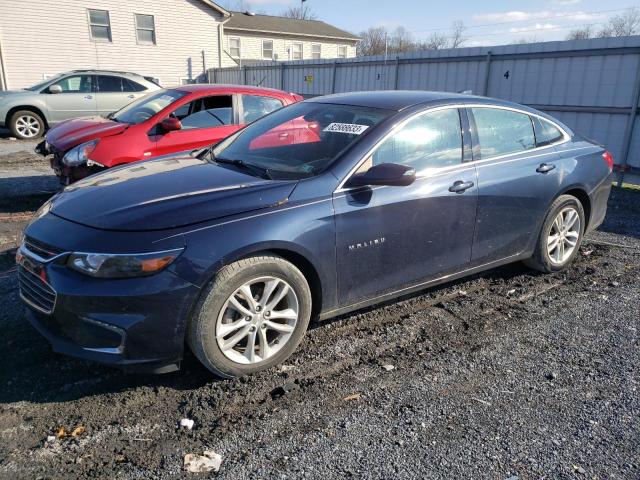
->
[67,248,184,278]
[62,139,99,167]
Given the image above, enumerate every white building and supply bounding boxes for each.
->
[0,0,359,90]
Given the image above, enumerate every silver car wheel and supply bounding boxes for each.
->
[547,206,581,265]
[15,114,41,138]
[215,276,299,365]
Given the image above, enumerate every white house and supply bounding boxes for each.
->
[0,0,359,90]
[221,11,358,67]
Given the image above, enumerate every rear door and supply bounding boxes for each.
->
[151,94,239,157]
[333,107,478,305]
[44,74,97,122]
[468,107,564,264]
[95,75,143,116]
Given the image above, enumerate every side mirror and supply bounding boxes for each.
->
[160,117,182,133]
[48,84,62,94]
[346,163,416,188]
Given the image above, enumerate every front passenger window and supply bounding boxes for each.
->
[362,108,462,174]
[177,95,233,129]
[53,75,93,93]
[471,108,535,158]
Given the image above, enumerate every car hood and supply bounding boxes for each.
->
[46,117,128,152]
[49,156,298,231]
[0,89,33,99]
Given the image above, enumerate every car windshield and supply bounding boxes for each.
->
[111,89,186,124]
[212,102,392,180]
[26,74,64,91]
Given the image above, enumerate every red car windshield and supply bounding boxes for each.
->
[111,89,186,124]
[212,102,392,180]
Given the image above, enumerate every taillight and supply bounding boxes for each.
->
[602,151,614,171]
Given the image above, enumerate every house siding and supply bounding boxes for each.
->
[0,0,224,88]
[221,30,356,67]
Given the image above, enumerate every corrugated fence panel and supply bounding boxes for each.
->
[208,35,640,175]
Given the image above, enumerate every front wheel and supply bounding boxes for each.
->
[525,194,585,273]
[9,110,45,139]
[188,255,312,378]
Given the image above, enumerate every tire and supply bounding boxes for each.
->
[187,255,312,378]
[524,194,585,273]
[9,110,45,140]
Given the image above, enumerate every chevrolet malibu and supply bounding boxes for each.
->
[17,91,613,378]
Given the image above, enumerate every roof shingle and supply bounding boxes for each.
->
[224,11,359,42]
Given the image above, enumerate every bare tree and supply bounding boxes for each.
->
[598,7,640,37]
[450,21,466,48]
[357,26,388,56]
[389,26,414,53]
[566,25,594,40]
[421,32,449,50]
[281,5,318,20]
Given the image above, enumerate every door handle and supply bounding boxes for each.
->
[449,180,474,193]
[127,94,135,99]
[536,163,556,173]
[83,95,93,100]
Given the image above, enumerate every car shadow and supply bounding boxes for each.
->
[0,261,534,405]
[0,176,59,204]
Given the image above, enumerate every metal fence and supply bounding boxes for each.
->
[209,35,640,183]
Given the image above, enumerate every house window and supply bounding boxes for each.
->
[88,9,111,42]
[312,44,321,59]
[230,37,241,58]
[135,14,156,44]
[292,42,303,60]
[262,40,274,59]
[338,45,347,58]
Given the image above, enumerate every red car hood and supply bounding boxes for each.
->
[45,117,128,152]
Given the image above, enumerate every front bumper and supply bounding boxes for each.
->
[18,238,201,373]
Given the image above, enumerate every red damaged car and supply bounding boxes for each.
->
[37,85,303,184]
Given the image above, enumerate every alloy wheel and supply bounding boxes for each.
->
[215,276,299,365]
[547,206,581,265]
[15,114,41,138]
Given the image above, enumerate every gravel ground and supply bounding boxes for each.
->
[0,176,638,479]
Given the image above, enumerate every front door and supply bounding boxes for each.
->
[333,108,478,305]
[44,74,97,122]
[151,94,239,157]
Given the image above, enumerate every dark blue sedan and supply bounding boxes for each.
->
[17,91,613,377]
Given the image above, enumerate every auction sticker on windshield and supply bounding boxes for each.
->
[323,123,370,135]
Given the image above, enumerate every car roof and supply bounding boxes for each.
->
[69,69,146,78]
[174,84,292,97]
[307,90,502,111]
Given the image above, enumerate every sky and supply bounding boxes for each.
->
[215,0,639,46]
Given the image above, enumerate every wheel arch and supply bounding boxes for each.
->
[6,105,49,129]
[198,241,326,321]
[558,185,592,231]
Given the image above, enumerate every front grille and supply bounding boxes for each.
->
[24,236,62,260]
[18,265,57,314]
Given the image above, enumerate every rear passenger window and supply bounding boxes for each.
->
[242,95,284,123]
[97,75,122,92]
[365,108,462,173]
[471,108,535,159]
[533,117,564,147]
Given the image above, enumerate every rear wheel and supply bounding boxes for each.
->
[525,194,585,273]
[188,255,312,378]
[9,110,45,139]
